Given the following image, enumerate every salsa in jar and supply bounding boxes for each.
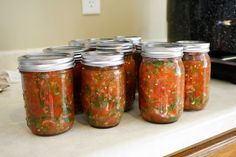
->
[81,51,125,128]
[43,45,88,114]
[177,41,211,110]
[115,36,142,90]
[97,40,136,111]
[139,42,185,123]
[18,53,75,136]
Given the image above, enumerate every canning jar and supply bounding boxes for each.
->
[139,42,185,123]
[43,45,84,54]
[115,36,142,81]
[177,41,211,111]
[81,51,125,128]
[43,46,88,114]
[18,53,75,136]
[97,40,136,111]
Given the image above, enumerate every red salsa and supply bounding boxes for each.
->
[18,53,74,136]
[21,69,74,135]
[139,58,184,123]
[139,43,184,123]
[177,41,211,111]
[183,53,211,110]
[81,52,125,128]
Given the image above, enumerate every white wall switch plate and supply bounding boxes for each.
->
[82,0,101,15]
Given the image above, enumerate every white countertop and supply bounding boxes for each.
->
[0,51,236,157]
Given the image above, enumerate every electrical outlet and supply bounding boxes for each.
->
[82,0,101,15]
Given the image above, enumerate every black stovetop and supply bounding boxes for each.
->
[210,51,236,84]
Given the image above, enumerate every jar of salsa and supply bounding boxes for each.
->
[115,36,142,83]
[43,46,88,114]
[97,40,136,111]
[139,42,185,123]
[177,41,211,111]
[18,53,75,136]
[81,51,125,128]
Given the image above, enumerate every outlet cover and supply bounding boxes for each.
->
[82,0,101,15]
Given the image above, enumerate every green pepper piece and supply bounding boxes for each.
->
[153,60,163,68]
[191,97,202,105]
[168,103,176,112]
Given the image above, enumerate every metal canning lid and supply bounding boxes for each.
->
[87,38,99,48]
[142,42,184,58]
[18,53,74,72]
[115,36,142,45]
[96,40,133,54]
[176,40,210,53]
[81,51,124,67]
[68,39,87,47]
[43,45,85,53]
[98,37,114,42]
[137,41,168,52]
[43,45,88,61]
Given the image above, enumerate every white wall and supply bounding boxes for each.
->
[0,0,167,51]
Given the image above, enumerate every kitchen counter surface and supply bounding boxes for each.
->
[0,51,236,157]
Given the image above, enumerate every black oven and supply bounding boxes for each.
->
[168,0,236,84]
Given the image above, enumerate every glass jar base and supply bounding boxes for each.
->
[89,123,120,129]
[30,125,73,136]
[184,107,205,111]
[184,104,207,111]
[142,116,179,124]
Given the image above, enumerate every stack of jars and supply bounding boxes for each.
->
[18,37,211,136]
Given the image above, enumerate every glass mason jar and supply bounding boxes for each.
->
[115,36,142,83]
[81,51,126,128]
[43,46,88,114]
[18,53,75,136]
[139,42,185,123]
[97,40,136,111]
[177,41,211,111]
